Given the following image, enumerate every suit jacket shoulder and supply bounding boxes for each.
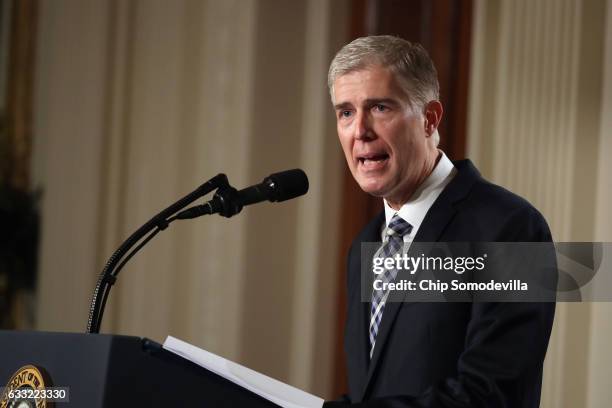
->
[349,159,552,247]
[437,159,553,242]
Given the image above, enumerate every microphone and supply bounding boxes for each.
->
[176,169,309,219]
[238,168,309,205]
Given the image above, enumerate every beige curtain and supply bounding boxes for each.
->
[468,0,612,406]
[31,0,348,398]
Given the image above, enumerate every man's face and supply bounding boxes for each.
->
[333,65,438,207]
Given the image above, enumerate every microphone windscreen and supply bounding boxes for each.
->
[266,169,309,202]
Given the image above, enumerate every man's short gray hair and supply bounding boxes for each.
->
[328,35,440,111]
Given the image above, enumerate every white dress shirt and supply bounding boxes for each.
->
[382,151,457,243]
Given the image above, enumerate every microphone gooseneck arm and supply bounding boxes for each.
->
[86,173,229,334]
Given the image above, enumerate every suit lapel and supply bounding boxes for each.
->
[359,160,479,400]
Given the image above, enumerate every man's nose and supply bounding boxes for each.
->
[353,111,373,140]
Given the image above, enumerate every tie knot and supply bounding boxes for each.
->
[386,214,412,237]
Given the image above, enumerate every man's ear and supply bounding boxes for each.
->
[423,101,443,136]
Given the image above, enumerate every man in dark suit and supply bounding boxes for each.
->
[324,36,556,407]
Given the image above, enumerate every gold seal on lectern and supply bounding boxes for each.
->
[0,365,51,408]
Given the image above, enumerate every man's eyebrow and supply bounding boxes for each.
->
[364,98,399,107]
[334,98,400,110]
[334,102,352,111]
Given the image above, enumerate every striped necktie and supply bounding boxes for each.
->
[369,214,413,358]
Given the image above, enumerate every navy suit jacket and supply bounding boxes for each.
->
[330,160,556,407]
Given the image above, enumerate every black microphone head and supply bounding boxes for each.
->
[264,169,309,202]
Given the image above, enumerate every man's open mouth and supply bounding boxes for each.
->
[358,153,389,167]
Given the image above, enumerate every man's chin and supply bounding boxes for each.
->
[357,180,388,198]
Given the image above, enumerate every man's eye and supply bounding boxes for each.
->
[373,104,388,112]
[340,110,352,118]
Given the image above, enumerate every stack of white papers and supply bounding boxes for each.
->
[163,336,324,408]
